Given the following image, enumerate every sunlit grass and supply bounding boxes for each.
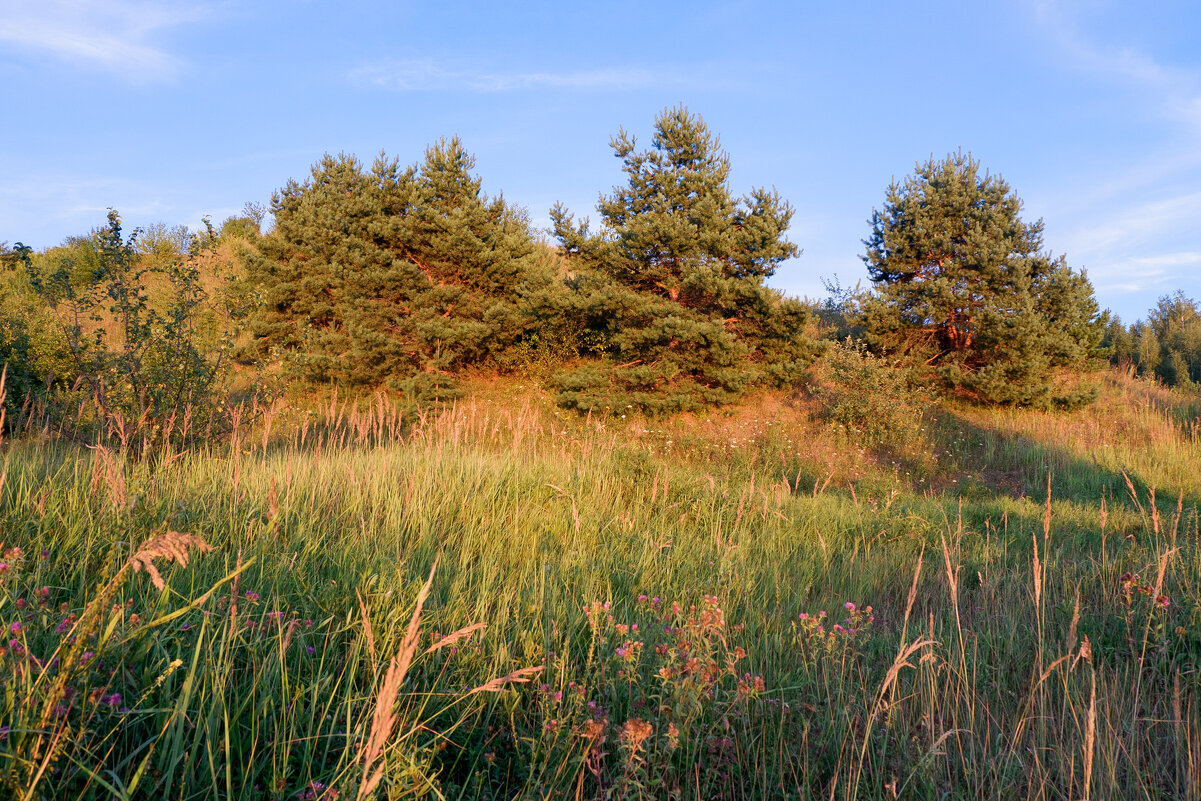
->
[1,369,1199,799]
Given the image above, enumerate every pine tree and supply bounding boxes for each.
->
[860,152,1103,407]
[549,106,814,412]
[242,140,545,394]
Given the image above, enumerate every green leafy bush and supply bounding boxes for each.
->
[23,211,243,452]
[814,338,933,454]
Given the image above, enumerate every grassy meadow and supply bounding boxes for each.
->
[0,370,1199,800]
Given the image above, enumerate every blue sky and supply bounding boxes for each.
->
[1,0,1198,323]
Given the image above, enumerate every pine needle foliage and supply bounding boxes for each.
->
[549,106,817,413]
[242,139,548,397]
[859,152,1103,408]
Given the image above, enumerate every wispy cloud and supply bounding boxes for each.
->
[349,58,691,93]
[1050,189,1201,303]
[1021,1,1201,311]
[0,0,209,80]
[1027,0,1201,132]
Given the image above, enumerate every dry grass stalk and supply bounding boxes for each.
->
[129,531,214,590]
[1082,666,1096,800]
[1122,471,1145,517]
[88,444,127,511]
[356,557,439,801]
[901,548,924,644]
[852,637,936,796]
[357,589,378,665]
[423,622,487,656]
[466,665,545,697]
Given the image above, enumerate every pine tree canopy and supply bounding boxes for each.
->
[242,139,547,393]
[548,106,816,413]
[859,152,1103,408]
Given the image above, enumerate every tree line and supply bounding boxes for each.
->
[2,105,1195,450]
[1102,293,1201,387]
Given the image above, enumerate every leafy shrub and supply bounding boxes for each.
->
[23,210,245,453]
[0,246,73,428]
[813,338,933,454]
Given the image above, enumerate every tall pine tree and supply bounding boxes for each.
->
[242,139,546,394]
[549,106,815,412]
[860,152,1102,407]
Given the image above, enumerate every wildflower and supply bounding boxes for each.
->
[305,645,316,656]
[297,781,339,801]
[637,594,647,602]
[620,718,654,750]
[244,591,260,602]
[844,602,856,612]
[103,693,122,707]
[1157,595,1171,608]
[0,725,8,740]
[8,621,21,635]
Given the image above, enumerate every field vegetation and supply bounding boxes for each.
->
[0,368,1198,799]
[2,106,1201,799]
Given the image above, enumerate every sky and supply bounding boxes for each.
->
[1,0,1199,323]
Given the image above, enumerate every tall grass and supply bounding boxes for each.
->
[0,371,1198,798]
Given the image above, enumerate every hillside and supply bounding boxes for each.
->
[0,369,1197,799]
